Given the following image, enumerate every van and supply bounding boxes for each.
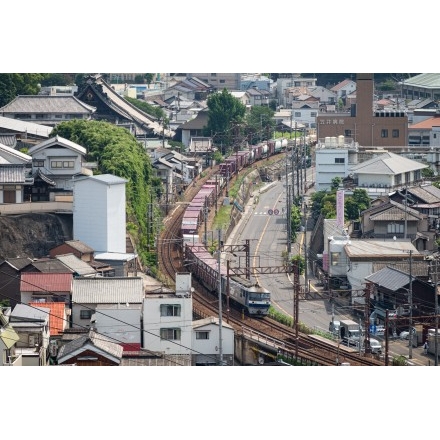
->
[329,320,341,336]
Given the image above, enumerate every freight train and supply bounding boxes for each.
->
[180,139,305,316]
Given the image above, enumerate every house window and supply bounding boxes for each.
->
[20,114,32,119]
[331,252,339,265]
[311,112,317,117]
[160,328,181,340]
[219,79,225,84]
[55,114,63,119]
[392,129,399,138]
[35,114,48,119]
[160,304,181,317]
[387,223,404,234]
[50,160,74,169]
[294,112,301,117]
[33,160,44,167]
[344,129,352,137]
[211,73,217,77]
[196,331,210,340]
[381,129,388,138]
[335,158,345,164]
[80,310,93,319]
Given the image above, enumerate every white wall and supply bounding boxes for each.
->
[73,176,126,253]
[142,296,193,355]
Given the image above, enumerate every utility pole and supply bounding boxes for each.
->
[217,229,223,365]
[434,259,439,366]
[409,250,413,359]
[293,260,300,359]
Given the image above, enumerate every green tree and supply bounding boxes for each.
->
[331,176,342,190]
[0,73,44,106]
[144,73,154,85]
[422,167,434,178]
[345,188,370,220]
[244,106,275,144]
[290,204,302,241]
[290,254,305,275]
[203,89,246,153]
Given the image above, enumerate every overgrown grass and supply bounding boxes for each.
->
[213,205,232,230]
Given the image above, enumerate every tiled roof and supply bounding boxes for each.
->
[63,240,94,254]
[29,301,66,335]
[20,272,72,292]
[408,116,440,130]
[0,134,17,147]
[0,257,33,271]
[57,329,123,363]
[0,95,96,114]
[407,184,440,204]
[370,206,421,222]
[72,277,144,304]
[331,79,355,91]
[0,164,28,183]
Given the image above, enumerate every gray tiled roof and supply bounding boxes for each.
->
[57,329,123,361]
[0,164,27,183]
[408,185,440,204]
[64,240,94,254]
[0,95,96,114]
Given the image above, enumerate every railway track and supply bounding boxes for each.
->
[158,160,384,366]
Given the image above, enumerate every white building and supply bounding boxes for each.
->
[315,136,359,191]
[73,174,128,253]
[192,317,234,365]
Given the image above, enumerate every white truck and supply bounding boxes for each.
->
[339,319,363,347]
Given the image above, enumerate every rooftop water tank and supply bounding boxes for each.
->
[338,135,345,146]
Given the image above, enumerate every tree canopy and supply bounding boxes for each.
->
[203,89,246,153]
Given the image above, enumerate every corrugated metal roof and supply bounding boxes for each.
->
[20,272,73,292]
[28,134,87,156]
[72,277,144,303]
[403,73,440,89]
[365,266,415,290]
[0,115,53,137]
[0,257,33,271]
[29,301,65,336]
[344,240,421,259]
[10,303,50,323]
[349,152,427,175]
[55,253,97,276]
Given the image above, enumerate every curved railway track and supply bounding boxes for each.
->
[158,161,384,366]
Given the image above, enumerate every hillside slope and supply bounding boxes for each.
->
[0,213,73,260]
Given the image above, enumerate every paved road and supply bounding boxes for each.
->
[226,168,438,366]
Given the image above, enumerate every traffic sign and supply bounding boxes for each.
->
[274,209,279,215]
[268,209,273,215]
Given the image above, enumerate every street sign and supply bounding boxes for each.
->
[370,324,376,334]
[274,209,279,215]
[268,209,273,215]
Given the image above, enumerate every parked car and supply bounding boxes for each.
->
[368,338,382,354]
[399,327,416,340]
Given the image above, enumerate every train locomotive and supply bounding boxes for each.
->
[184,244,271,317]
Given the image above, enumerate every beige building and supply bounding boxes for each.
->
[316,73,408,147]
